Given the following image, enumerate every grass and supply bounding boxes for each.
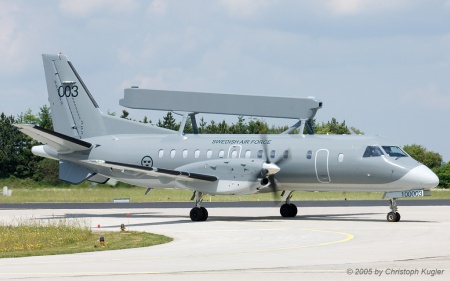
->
[0,219,172,258]
[0,186,450,203]
[1,177,450,203]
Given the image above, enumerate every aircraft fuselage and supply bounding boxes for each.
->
[49,133,438,195]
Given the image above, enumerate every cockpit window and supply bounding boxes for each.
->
[382,146,408,158]
[363,146,384,157]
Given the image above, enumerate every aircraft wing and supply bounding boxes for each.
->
[14,124,92,153]
[85,160,218,182]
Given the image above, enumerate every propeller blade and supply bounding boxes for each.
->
[261,134,270,163]
[268,175,280,201]
[273,148,291,167]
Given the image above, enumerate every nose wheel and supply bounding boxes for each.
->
[387,198,401,222]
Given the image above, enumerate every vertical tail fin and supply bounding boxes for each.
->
[43,53,177,138]
[43,54,107,138]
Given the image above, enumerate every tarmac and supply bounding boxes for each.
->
[0,202,449,280]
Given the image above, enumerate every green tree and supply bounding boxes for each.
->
[314,118,351,134]
[157,112,179,131]
[33,158,60,185]
[247,119,269,134]
[0,113,38,178]
[198,117,207,133]
[38,105,53,130]
[229,116,248,134]
[433,162,450,188]
[16,108,39,124]
[120,110,129,119]
[403,144,442,169]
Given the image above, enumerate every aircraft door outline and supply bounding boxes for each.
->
[228,145,242,158]
[315,149,331,183]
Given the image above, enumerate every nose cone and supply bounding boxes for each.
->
[405,165,439,189]
[418,165,440,189]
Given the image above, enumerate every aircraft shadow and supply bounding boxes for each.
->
[37,211,435,228]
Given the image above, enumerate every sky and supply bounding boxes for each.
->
[1,0,450,162]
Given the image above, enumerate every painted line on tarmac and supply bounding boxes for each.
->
[1,228,354,268]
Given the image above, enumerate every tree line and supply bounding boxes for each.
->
[0,107,449,188]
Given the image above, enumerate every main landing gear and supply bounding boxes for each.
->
[280,191,298,218]
[386,198,401,222]
[190,191,208,222]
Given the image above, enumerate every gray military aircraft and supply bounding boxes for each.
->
[16,53,439,222]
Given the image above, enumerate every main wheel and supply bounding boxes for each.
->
[394,212,401,222]
[280,204,291,217]
[200,207,209,221]
[190,207,205,221]
[289,204,298,217]
[386,211,398,222]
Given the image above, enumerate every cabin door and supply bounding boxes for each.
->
[315,149,331,183]
[228,145,242,158]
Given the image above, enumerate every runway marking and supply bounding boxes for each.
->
[215,228,354,255]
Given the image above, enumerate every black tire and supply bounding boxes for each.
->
[386,212,397,222]
[200,207,209,221]
[289,204,298,217]
[280,204,291,217]
[190,207,204,222]
[395,212,401,222]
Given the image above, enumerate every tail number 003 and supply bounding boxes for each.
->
[58,86,79,97]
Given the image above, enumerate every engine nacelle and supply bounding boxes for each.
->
[174,158,275,195]
[260,177,270,187]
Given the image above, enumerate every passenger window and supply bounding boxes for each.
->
[245,150,251,158]
[170,149,176,158]
[270,150,275,159]
[182,150,188,158]
[158,149,164,158]
[363,146,384,158]
[218,150,225,158]
[382,146,408,158]
[257,150,263,158]
[306,150,312,160]
[338,153,344,162]
[206,150,212,158]
[194,150,200,158]
[283,150,289,159]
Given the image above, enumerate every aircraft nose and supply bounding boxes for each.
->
[409,165,439,189]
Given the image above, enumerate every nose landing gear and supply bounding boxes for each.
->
[386,198,401,222]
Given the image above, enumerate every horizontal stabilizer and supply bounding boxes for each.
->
[14,124,92,153]
[85,160,218,182]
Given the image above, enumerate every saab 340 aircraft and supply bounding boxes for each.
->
[16,53,439,222]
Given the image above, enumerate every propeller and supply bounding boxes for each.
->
[258,134,290,201]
